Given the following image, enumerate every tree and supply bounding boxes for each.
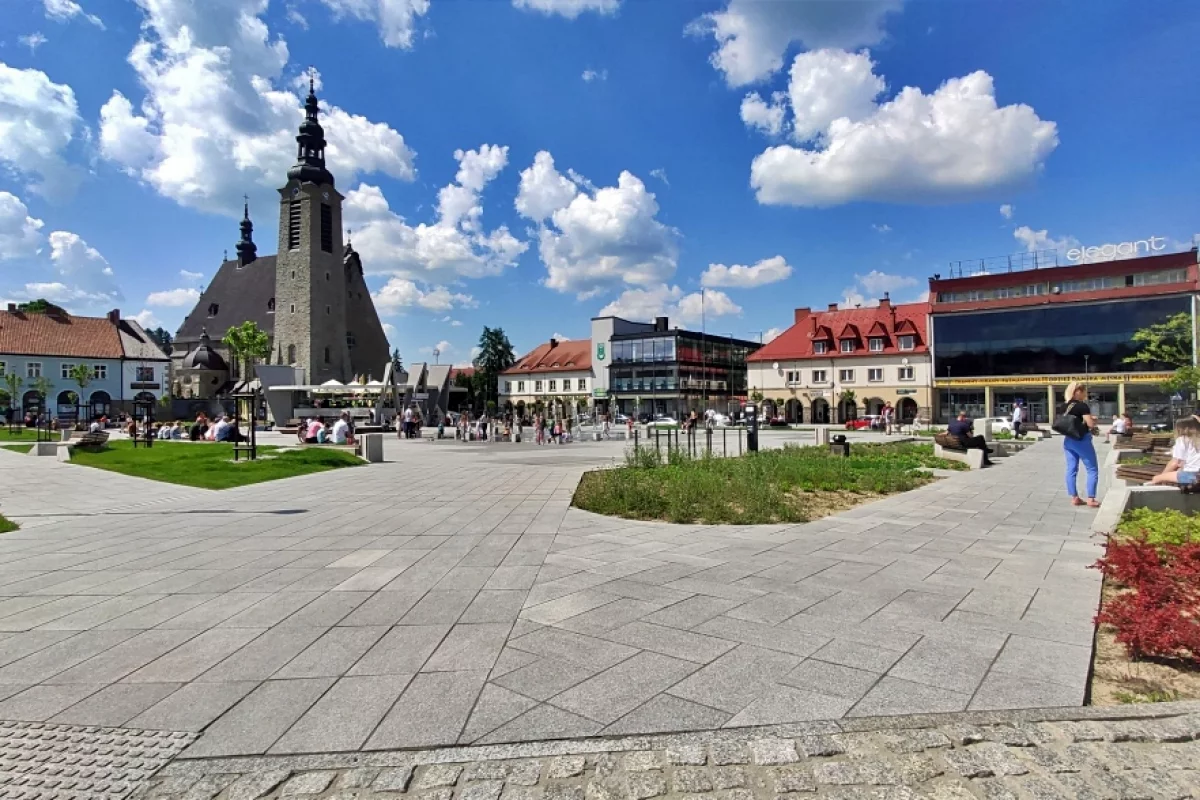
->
[472,327,516,410]
[391,348,403,375]
[145,327,173,355]
[1125,312,1192,369]
[3,374,22,412]
[222,321,271,382]
[67,363,91,424]
[16,299,63,314]
[453,370,476,412]
[750,388,764,403]
[31,375,52,415]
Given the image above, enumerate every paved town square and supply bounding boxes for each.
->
[0,436,1107,773]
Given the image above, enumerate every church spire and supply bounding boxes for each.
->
[287,69,334,186]
[235,196,257,266]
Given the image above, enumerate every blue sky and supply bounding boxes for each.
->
[2,0,1198,365]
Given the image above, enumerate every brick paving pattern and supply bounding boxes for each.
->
[130,704,1200,799]
[0,436,1106,760]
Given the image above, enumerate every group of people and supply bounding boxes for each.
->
[185,412,243,442]
[532,414,572,445]
[398,405,423,439]
[298,412,354,445]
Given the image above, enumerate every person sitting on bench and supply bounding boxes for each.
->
[948,411,994,466]
[1150,415,1200,487]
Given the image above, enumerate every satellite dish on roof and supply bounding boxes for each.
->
[772,362,779,370]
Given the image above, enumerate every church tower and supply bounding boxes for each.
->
[274,76,352,383]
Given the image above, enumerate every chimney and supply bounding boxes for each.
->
[5,303,14,313]
[879,293,891,310]
[549,338,558,349]
[654,316,668,332]
[107,309,121,325]
[827,302,838,312]
[793,307,810,326]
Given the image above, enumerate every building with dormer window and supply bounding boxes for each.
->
[746,297,932,424]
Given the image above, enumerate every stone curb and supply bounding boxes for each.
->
[151,700,1200,781]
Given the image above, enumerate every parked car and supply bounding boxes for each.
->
[845,415,883,430]
[646,416,679,427]
[980,417,1013,433]
[612,412,629,424]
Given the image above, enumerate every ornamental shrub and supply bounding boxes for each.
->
[1093,536,1200,664]
[1115,507,1200,547]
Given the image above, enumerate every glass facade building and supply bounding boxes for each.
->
[933,296,1190,378]
[608,331,760,419]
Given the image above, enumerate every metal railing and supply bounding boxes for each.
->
[944,249,1064,279]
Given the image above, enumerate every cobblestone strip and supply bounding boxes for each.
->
[129,704,1200,800]
[0,720,196,799]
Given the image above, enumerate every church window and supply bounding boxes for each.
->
[347,331,356,349]
[325,271,330,281]
[290,270,296,279]
[289,304,296,313]
[287,201,302,249]
[323,346,330,364]
[320,204,333,253]
[207,303,218,316]
[325,305,331,315]
[267,298,275,313]
[287,344,296,363]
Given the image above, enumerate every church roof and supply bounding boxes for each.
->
[176,256,277,343]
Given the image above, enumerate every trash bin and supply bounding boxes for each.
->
[830,434,850,457]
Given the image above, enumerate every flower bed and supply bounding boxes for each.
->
[1090,507,1200,704]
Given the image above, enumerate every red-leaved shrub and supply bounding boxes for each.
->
[1092,537,1200,664]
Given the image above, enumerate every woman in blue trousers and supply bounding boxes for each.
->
[1061,381,1099,507]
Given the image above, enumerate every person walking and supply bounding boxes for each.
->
[1059,381,1099,507]
[1011,400,1024,438]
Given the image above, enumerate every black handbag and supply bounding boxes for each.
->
[1052,402,1086,440]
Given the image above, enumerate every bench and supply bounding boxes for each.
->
[73,430,109,450]
[932,432,985,469]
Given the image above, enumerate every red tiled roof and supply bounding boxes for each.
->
[449,367,475,381]
[503,338,592,375]
[0,310,124,358]
[748,302,930,362]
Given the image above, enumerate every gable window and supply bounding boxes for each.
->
[812,369,827,383]
[840,339,855,353]
[839,368,854,382]
[287,344,296,363]
[320,204,333,253]
[26,362,42,378]
[323,346,330,364]
[813,341,828,355]
[287,201,302,249]
[898,335,915,351]
[868,368,883,382]
[325,271,330,281]
[208,303,218,316]
[549,379,557,392]
[92,364,107,380]
[267,298,275,313]
[898,366,915,381]
[869,338,884,352]
[60,363,75,379]
[325,305,331,315]
[346,331,356,349]
[504,381,512,394]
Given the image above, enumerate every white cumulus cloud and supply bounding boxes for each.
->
[599,285,741,327]
[19,33,49,54]
[146,287,201,307]
[513,0,620,19]
[0,192,46,260]
[1013,225,1079,254]
[344,145,525,282]
[581,69,608,82]
[132,309,162,328]
[839,270,919,309]
[516,151,679,298]
[748,52,1058,207]
[97,0,416,216]
[762,326,782,343]
[320,0,430,49]
[42,0,104,28]
[179,269,204,281]
[740,91,787,137]
[372,278,477,313]
[1000,203,1014,219]
[700,255,792,289]
[0,63,84,199]
[688,0,901,87]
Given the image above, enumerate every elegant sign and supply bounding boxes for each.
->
[592,389,608,399]
[596,343,606,361]
[1065,237,1166,264]
[896,389,918,395]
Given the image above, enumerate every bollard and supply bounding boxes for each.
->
[706,427,712,456]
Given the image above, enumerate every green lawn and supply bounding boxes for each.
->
[574,441,966,525]
[70,441,363,490]
[0,515,17,534]
[0,429,42,442]
[0,444,32,454]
